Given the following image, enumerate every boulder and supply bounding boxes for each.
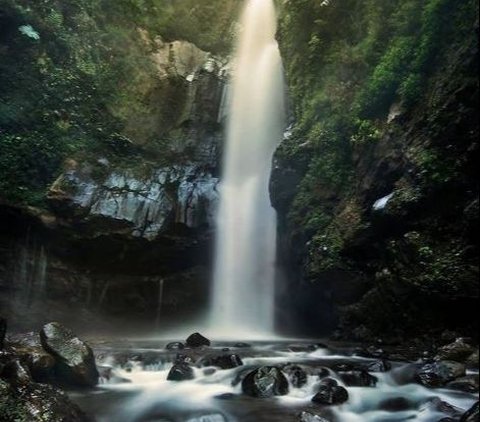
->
[461,402,479,422]
[436,338,476,362]
[299,411,330,422]
[288,344,318,353]
[283,364,308,388]
[311,378,349,405]
[339,370,377,387]
[185,414,227,422]
[7,332,56,383]
[40,322,99,387]
[420,397,463,419]
[1,359,32,385]
[0,378,92,421]
[416,361,466,388]
[200,353,243,370]
[466,350,479,369]
[366,359,391,372]
[447,375,479,393]
[167,363,194,381]
[186,333,211,348]
[241,366,289,398]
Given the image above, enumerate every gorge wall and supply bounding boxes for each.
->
[272,0,479,341]
[1,0,478,341]
[0,0,237,331]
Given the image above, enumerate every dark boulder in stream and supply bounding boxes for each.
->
[200,353,243,369]
[416,360,466,388]
[242,366,289,398]
[186,333,211,348]
[461,401,480,422]
[436,338,476,362]
[0,378,92,422]
[283,364,308,388]
[311,378,349,405]
[167,363,195,381]
[339,370,378,387]
[40,322,99,387]
[299,412,330,422]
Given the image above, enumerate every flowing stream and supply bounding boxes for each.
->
[210,0,286,336]
[70,339,479,422]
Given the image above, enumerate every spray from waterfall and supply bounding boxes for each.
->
[210,0,286,336]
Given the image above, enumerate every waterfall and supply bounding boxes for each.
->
[210,0,286,336]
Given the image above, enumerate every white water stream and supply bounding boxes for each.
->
[71,341,479,422]
[210,0,286,336]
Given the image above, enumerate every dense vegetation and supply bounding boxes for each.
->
[0,0,237,204]
[275,0,479,338]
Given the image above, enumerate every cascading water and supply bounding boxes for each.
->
[210,0,286,336]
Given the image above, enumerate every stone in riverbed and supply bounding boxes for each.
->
[186,333,211,348]
[1,358,32,385]
[241,366,289,398]
[416,360,466,388]
[40,322,99,387]
[283,364,308,388]
[366,359,391,372]
[0,378,92,421]
[339,370,377,387]
[288,343,318,352]
[167,363,194,381]
[420,397,464,419]
[299,411,330,422]
[447,375,479,393]
[311,378,349,405]
[461,401,479,422]
[436,338,475,362]
[200,353,243,370]
[7,332,56,383]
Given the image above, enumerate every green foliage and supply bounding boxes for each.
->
[278,0,477,275]
[0,132,76,205]
[0,0,238,206]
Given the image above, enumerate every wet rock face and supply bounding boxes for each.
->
[40,322,99,387]
[299,412,330,422]
[416,361,466,388]
[436,338,476,362]
[447,375,479,393]
[461,401,480,422]
[242,366,289,398]
[186,332,211,348]
[421,397,464,419]
[200,353,243,370]
[311,378,349,405]
[49,163,219,240]
[339,370,378,387]
[283,364,308,388]
[0,378,92,422]
[167,363,195,381]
